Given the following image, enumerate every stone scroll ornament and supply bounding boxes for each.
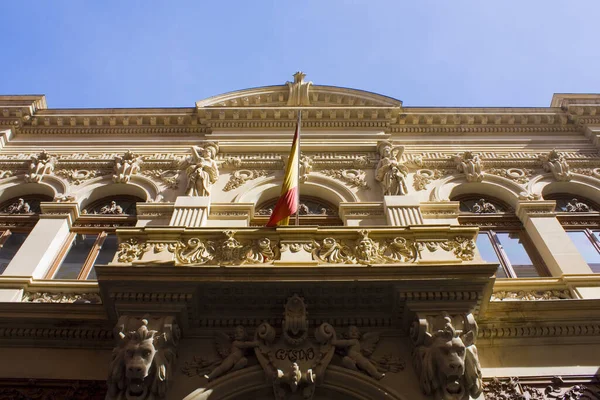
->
[411,312,482,400]
[25,150,56,183]
[185,142,219,196]
[539,149,571,182]
[375,141,409,196]
[106,316,180,400]
[113,150,142,183]
[454,152,483,182]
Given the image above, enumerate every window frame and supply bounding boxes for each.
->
[45,231,112,280]
[563,228,600,272]
[456,195,548,278]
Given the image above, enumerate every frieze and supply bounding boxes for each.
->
[491,290,573,301]
[0,379,106,400]
[55,168,104,184]
[478,323,600,340]
[21,291,102,304]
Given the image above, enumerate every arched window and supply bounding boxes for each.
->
[46,195,144,280]
[0,194,53,275]
[546,193,600,273]
[253,195,342,226]
[454,194,547,278]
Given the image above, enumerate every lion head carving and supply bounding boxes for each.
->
[107,317,179,400]
[413,316,482,400]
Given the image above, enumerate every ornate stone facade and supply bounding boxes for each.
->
[0,77,599,399]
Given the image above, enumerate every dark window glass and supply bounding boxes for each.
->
[568,231,600,273]
[496,232,538,277]
[53,234,98,279]
[0,233,28,274]
[476,233,506,278]
[87,234,118,280]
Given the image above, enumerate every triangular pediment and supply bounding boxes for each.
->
[196,72,402,109]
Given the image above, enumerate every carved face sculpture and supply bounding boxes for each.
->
[357,238,376,261]
[123,335,157,398]
[347,326,361,340]
[234,326,247,341]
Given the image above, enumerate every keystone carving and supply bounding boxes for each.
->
[454,152,483,182]
[185,143,219,196]
[113,150,142,183]
[25,150,56,183]
[107,316,180,400]
[539,150,571,181]
[376,141,408,195]
[411,312,482,400]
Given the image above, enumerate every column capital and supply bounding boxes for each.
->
[39,202,80,227]
[515,200,556,222]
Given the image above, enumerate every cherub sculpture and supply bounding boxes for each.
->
[204,325,259,381]
[375,141,408,196]
[331,325,385,380]
[4,198,31,214]
[185,143,219,196]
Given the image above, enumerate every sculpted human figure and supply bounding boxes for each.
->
[331,326,385,380]
[185,143,219,196]
[205,325,259,381]
[25,150,56,183]
[114,150,142,183]
[375,141,408,196]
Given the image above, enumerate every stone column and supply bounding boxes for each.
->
[516,200,592,276]
[169,196,210,227]
[0,202,79,301]
[383,196,424,226]
[107,315,180,400]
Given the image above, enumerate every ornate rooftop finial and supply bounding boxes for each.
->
[287,71,312,106]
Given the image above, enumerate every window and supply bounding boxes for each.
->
[46,196,141,280]
[456,195,547,278]
[548,194,600,273]
[565,230,600,273]
[0,195,51,274]
[253,195,342,226]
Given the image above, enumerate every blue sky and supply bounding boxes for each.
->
[1,1,599,108]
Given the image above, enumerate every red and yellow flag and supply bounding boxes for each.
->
[267,122,299,226]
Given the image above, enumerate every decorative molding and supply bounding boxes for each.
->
[141,169,180,189]
[0,379,106,400]
[320,168,369,189]
[413,169,447,190]
[55,168,104,184]
[486,167,534,184]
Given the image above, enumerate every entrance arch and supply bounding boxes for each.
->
[183,365,407,400]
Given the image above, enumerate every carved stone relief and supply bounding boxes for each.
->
[113,150,142,183]
[320,168,369,189]
[454,151,484,182]
[411,312,482,400]
[299,154,313,183]
[1,198,32,214]
[55,169,103,185]
[470,199,498,214]
[223,169,268,191]
[539,150,571,181]
[141,169,180,189]
[24,150,56,183]
[413,169,446,191]
[375,141,409,195]
[565,198,592,212]
[107,316,180,400]
[486,167,534,184]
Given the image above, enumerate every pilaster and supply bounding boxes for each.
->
[516,200,592,276]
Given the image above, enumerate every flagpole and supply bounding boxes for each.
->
[295,110,301,226]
